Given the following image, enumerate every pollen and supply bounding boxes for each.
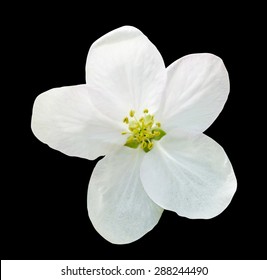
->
[122,109,166,152]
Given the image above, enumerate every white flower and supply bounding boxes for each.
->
[31,26,237,244]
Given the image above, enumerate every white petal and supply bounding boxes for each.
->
[86,26,166,118]
[161,53,229,133]
[31,85,125,160]
[140,132,237,219]
[88,147,163,244]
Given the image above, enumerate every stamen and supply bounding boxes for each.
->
[122,109,166,152]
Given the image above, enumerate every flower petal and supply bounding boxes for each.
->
[31,85,125,160]
[140,132,237,219]
[86,26,166,118]
[87,147,163,244]
[161,53,229,133]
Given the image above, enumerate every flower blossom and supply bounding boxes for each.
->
[31,26,237,244]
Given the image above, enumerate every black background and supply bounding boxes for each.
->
[3,5,265,260]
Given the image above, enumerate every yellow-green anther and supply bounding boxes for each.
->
[148,142,153,150]
[129,110,135,117]
[153,131,160,137]
[123,117,129,124]
[142,141,147,149]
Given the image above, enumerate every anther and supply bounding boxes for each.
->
[123,117,129,124]
[148,142,154,150]
[156,122,161,127]
[142,141,147,149]
[129,110,135,117]
[143,109,149,114]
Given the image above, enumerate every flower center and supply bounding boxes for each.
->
[121,109,166,152]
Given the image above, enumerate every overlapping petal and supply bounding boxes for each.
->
[140,132,237,219]
[86,26,166,119]
[31,85,125,160]
[160,53,230,133]
[88,147,163,244]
